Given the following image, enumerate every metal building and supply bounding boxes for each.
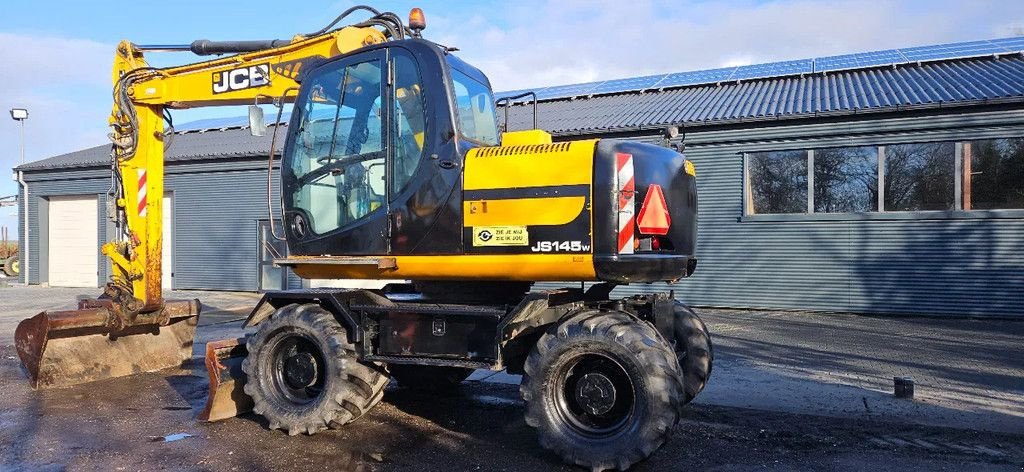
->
[14,127,300,292]
[14,37,1024,316]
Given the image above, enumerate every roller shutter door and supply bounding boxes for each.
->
[48,196,99,287]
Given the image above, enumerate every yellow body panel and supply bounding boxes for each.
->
[464,196,586,227]
[289,255,597,281]
[464,140,598,190]
[500,129,553,146]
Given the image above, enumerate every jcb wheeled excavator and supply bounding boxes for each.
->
[14,7,713,470]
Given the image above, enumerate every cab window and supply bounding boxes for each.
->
[289,59,386,235]
[450,68,499,146]
[392,52,427,193]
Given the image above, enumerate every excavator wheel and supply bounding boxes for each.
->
[241,303,388,436]
[388,364,474,391]
[520,310,684,471]
[671,302,714,404]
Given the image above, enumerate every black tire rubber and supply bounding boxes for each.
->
[241,303,389,436]
[520,310,684,471]
[389,364,474,391]
[3,255,17,277]
[671,302,714,404]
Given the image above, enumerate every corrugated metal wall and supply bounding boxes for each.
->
[19,160,295,291]
[602,109,1024,317]
[166,160,295,291]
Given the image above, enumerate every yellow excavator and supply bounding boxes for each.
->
[14,7,712,470]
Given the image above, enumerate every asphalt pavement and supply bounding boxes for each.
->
[0,285,1021,471]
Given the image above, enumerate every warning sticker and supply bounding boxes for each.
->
[472,226,529,246]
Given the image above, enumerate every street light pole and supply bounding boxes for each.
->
[18,118,25,165]
[9,108,28,164]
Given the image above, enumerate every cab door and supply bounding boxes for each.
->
[282,49,391,256]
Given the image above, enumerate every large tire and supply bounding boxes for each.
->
[242,303,389,436]
[672,303,713,404]
[520,311,684,471]
[389,364,473,391]
[3,254,17,277]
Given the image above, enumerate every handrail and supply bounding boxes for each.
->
[495,91,538,131]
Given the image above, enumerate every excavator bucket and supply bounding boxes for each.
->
[14,299,200,389]
[199,337,253,422]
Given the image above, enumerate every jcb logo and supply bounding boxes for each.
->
[212,64,270,94]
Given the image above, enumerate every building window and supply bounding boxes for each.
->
[883,142,955,211]
[964,138,1024,210]
[744,137,1023,217]
[814,146,879,213]
[746,150,808,214]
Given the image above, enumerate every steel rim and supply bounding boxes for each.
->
[552,352,635,437]
[269,332,327,405]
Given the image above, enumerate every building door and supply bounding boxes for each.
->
[162,194,173,289]
[258,220,287,291]
[48,195,99,287]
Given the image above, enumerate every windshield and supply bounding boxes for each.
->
[449,66,499,146]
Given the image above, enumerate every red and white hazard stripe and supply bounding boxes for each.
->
[137,169,148,218]
[616,152,635,254]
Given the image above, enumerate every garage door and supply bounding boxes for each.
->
[48,196,99,287]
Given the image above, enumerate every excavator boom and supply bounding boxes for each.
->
[14,10,397,392]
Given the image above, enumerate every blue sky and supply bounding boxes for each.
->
[2,0,1023,235]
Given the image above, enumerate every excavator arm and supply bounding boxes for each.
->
[14,8,405,390]
[106,26,388,310]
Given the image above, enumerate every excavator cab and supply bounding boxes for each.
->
[279,40,497,258]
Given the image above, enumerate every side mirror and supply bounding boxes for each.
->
[248,105,267,137]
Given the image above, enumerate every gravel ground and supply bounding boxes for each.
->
[0,285,1021,471]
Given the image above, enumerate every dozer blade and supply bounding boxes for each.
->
[14,299,200,389]
[199,337,253,422]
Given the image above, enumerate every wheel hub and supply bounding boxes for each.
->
[575,372,617,415]
[284,352,318,389]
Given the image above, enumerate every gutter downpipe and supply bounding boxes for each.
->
[16,170,28,285]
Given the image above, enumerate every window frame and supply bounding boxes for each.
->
[740,136,1024,222]
[742,149,811,216]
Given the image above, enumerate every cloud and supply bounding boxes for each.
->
[0,33,111,92]
[0,32,113,233]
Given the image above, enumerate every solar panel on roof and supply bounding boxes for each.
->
[815,49,905,71]
[591,75,663,94]
[486,37,1024,104]
[533,82,603,100]
[901,40,1005,61]
[175,112,291,133]
[992,37,1024,50]
[654,67,735,88]
[176,116,250,131]
[732,59,813,80]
